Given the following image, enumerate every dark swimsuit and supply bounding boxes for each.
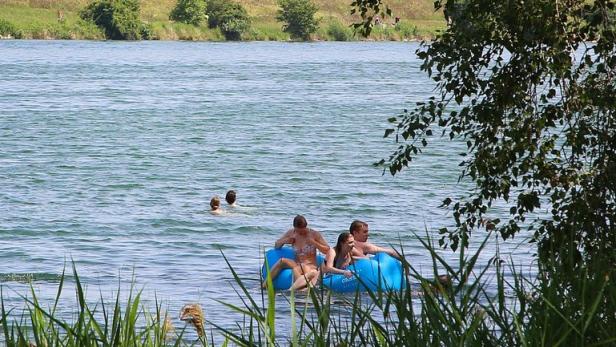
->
[334,255,351,270]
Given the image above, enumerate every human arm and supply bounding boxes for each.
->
[309,231,330,254]
[322,248,353,278]
[274,230,295,249]
[364,242,400,260]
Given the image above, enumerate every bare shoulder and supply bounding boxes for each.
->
[351,247,365,257]
[363,242,381,253]
[310,228,324,237]
[278,228,294,239]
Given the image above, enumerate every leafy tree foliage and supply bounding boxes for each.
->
[80,0,147,40]
[357,0,616,270]
[276,0,320,40]
[206,0,250,40]
[170,0,208,26]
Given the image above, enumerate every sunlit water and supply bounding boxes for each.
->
[0,40,536,340]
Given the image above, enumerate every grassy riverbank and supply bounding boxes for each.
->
[0,0,445,40]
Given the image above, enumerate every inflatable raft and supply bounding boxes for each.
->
[261,248,405,292]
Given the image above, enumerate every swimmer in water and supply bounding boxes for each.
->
[210,196,222,215]
[225,190,237,207]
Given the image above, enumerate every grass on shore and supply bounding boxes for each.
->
[0,0,445,40]
[2,231,615,346]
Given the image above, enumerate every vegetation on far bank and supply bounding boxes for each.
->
[0,0,445,41]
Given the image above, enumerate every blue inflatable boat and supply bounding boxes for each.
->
[261,248,405,292]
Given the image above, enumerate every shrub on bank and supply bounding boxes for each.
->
[276,0,320,41]
[170,0,208,26]
[0,18,20,38]
[80,0,149,40]
[206,0,250,40]
[326,20,352,41]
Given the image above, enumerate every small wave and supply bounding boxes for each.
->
[208,243,239,250]
[230,225,268,233]
[0,272,65,283]
[164,227,203,234]
[141,218,198,228]
[105,183,144,190]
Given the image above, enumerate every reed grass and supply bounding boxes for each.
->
[2,232,614,346]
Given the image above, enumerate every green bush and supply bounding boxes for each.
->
[0,19,19,38]
[80,0,146,40]
[276,0,320,41]
[394,21,418,39]
[170,0,208,26]
[326,20,352,41]
[206,0,250,40]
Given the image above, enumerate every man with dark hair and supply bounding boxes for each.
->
[265,215,330,290]
[350,220,399,259]
[225,190,237,206]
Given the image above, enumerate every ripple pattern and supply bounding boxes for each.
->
[0,41,535,333]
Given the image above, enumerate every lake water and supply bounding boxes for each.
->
[0,40,535,339]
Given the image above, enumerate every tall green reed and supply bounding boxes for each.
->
[1,231,614,346]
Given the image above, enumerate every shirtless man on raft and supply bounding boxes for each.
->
[349,220,400,259]
[265,215,330,290]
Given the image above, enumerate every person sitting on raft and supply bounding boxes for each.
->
[322,232,356,278]
[349,220,400,259]
[265,215,330,290]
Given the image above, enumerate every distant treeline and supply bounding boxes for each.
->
[0,0,444,41]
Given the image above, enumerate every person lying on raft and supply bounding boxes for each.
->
[265,215,330,291]
[349,220,400,259]
[322,232,356,278]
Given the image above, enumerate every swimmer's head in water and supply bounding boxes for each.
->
[225,190,236,205]
[210,196,220,210]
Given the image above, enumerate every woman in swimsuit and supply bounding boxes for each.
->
[266,215,330,290]
[323,232,355,278]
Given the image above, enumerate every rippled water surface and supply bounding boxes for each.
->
[0,41,534,335]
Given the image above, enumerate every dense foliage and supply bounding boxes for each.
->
[170,0,208,26]
[347,0,616,339]
[364,0,616,269]
[276,0,320,40]
[80,0,149,40]
[206,0,250,40]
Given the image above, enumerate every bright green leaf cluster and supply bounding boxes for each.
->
[170,0,208,26]
[80,0,150,40]
[206,0,250,40]
[276,0,320,41]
